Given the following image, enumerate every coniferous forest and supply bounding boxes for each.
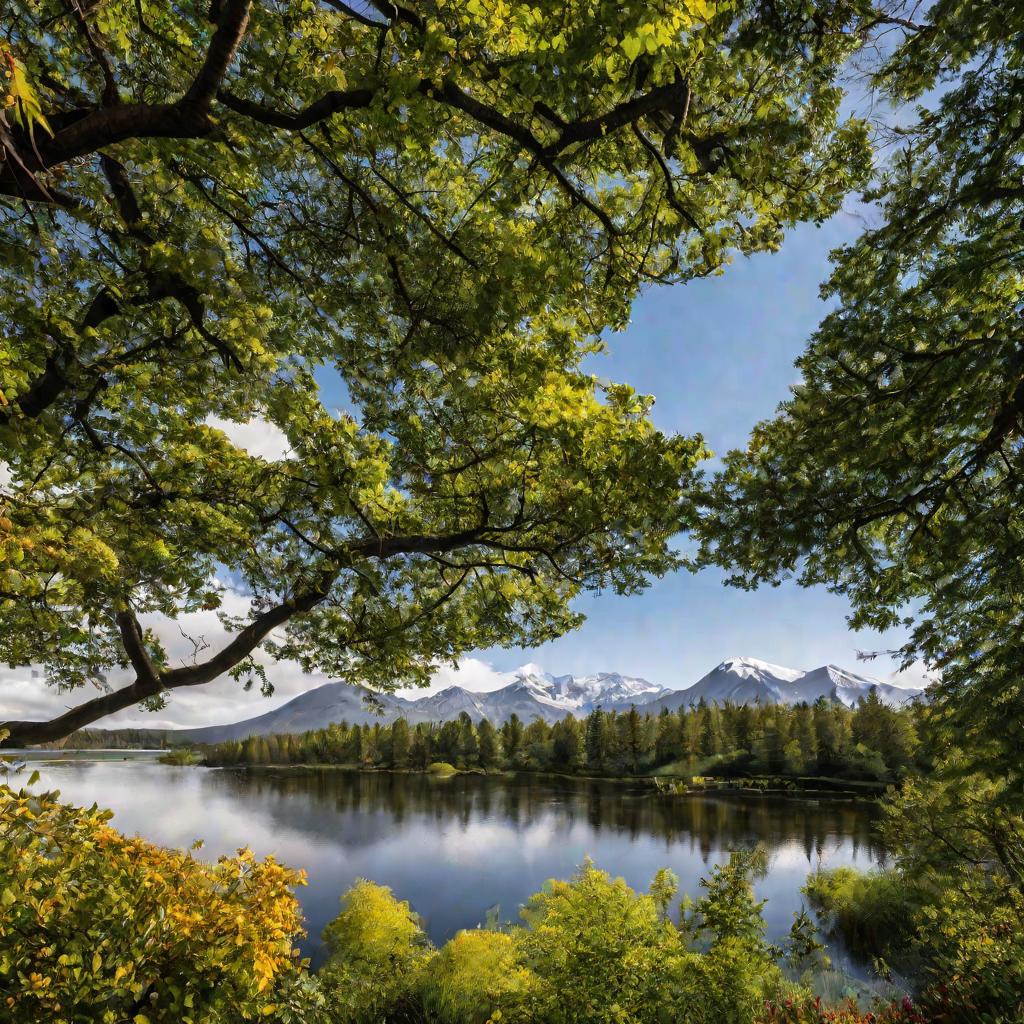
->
[2,0,1024,1021]
[203,693,922,786]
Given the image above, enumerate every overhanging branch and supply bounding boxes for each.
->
[0,523,534,745]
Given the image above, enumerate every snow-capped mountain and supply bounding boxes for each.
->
[398,670,669,726]
[406,686,488,724]
[478,675,571,725]
[646,657,923,713]
[545,671,672,710]
[169,657,923,742]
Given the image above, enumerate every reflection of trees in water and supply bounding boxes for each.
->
[204,769,884,863]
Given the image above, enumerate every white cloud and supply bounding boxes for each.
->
[0,587,322,732]
[0,586,530,732]
[205,415,292,461]
[395,657,520,700]
[0,656,332,733]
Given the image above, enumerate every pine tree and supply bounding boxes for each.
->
[391,718,411,769]
[698,699,719,759]
[410,725,431,770]
[349,727,364,766]
[501,715,524,762]
[477,719,502,770]
[654,709,681,767]
[625,706,644,775]
[792,703,818,769]
[553,715,585,772]
[586,709,609,773]
[458,712,480,767]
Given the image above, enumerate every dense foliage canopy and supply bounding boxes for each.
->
[698,0,1024,782]
[0,0,870,744]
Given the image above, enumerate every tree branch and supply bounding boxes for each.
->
[216,85,376,129]
[0,0,251,199]
[0,523,519,745]
[184,0,251,108]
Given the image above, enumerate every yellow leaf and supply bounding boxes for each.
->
[620,35,642,62]
[2,50,52,137]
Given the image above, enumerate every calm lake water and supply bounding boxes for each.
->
[25,760,885,970]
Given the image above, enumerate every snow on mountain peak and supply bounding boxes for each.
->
[643,657,925,714]
[716,657,805,683]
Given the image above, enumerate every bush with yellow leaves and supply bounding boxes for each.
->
[0,781,311,1024]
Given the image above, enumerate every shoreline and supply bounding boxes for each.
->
[203,761,888,799]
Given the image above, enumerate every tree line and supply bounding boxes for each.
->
[203,689,923,783]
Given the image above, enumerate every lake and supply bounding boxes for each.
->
[24,759,885,971]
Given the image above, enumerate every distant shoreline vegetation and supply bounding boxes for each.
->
[198,693,924,790]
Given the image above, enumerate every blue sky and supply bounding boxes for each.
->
[462,208,920,691]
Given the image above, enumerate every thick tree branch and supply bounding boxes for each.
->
[115,610,160,686]
[0,523,518,745]
[0,0,251,199]
[184,0,251,108]
[216,85,376,129]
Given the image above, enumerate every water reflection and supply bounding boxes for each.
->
[29,762,884,968]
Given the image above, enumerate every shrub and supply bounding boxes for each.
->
[317,855,796,1024]
[517,862,675,1022]
[518,857,790,1024]
[0,782,307,1024]
[319,880,431,1023]
[802,868,920,964]
[158,748,198,765]
[879,768,1024,1023]
[421,929,537,1024]
[911,883,1024,1024]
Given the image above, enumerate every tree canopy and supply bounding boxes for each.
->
[698,0,1024,782]
[0,0,868,744]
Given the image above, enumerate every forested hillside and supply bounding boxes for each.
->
[204,691,923,784]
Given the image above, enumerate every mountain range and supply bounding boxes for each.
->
[174,656,923,744]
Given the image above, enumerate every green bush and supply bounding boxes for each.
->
[421,929,536,1024]
[803,867,920,964]
[157,748,198,765]
[319,855,793,1024]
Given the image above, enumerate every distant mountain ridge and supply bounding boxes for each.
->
[173,657,923,744]
[645,657,922,714]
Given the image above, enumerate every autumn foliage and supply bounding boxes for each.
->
[0,782,308,1023]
